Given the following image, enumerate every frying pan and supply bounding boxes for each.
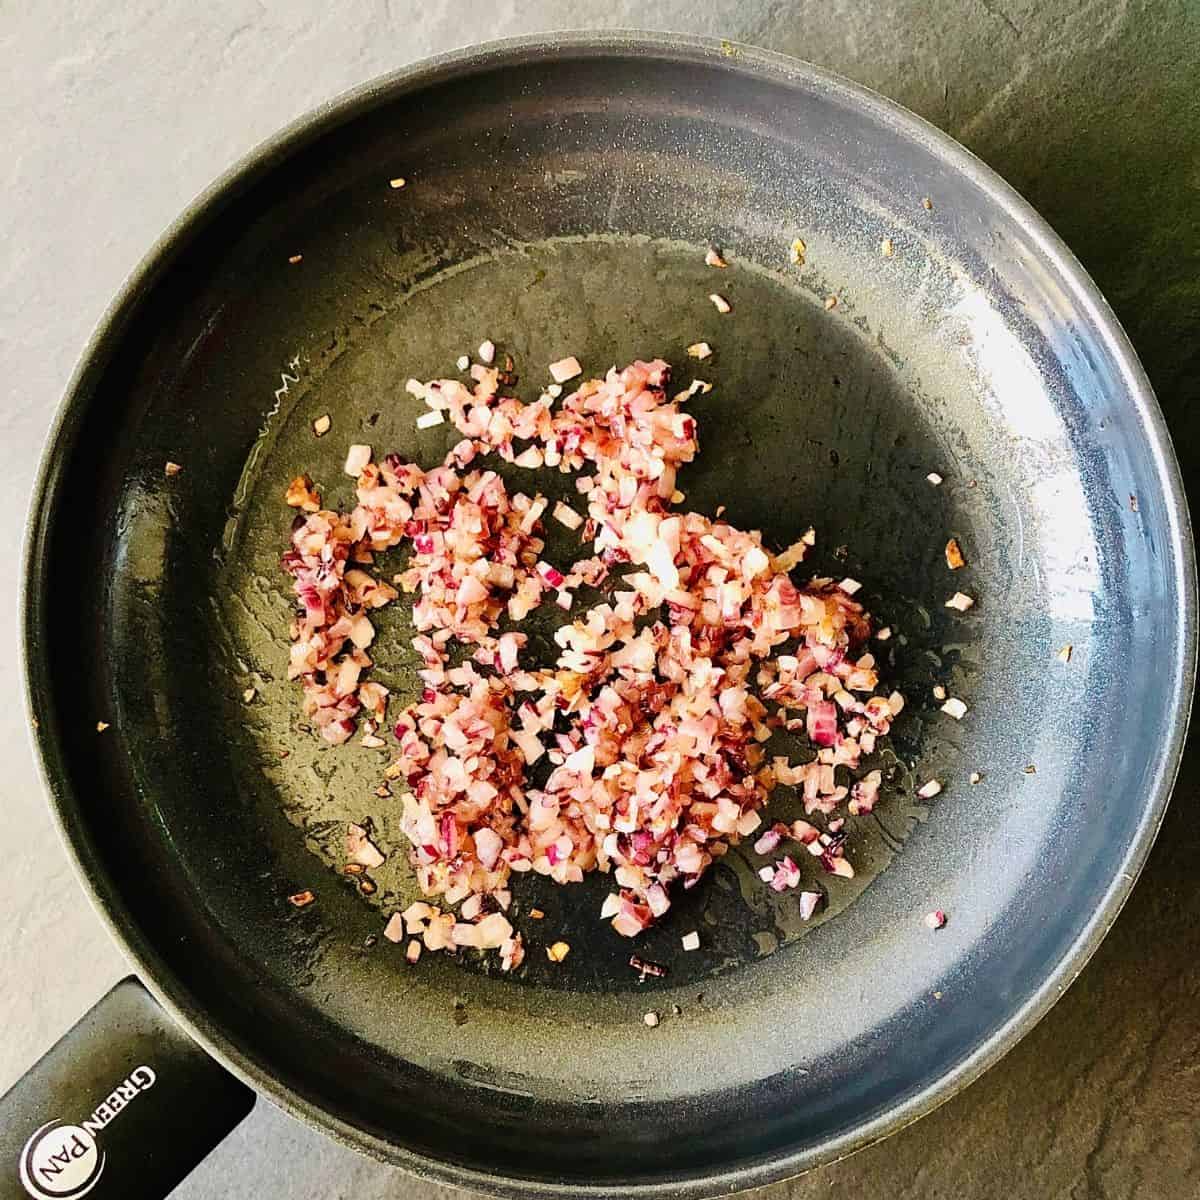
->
[7,31,1195,1200]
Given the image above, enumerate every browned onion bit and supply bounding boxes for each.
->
[288,890,315,908]
[285,474,321,513]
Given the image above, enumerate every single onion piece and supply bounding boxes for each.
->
[514,446,544,469]
[646,884,670,918]
[770,856,801,891]
[285,474,321,512]
[346,823,385,869]
[536,561,565,588]
[791,820,820,845]
[549,356,582,384]
[402,902,435,933]
[512,728,545,765]
[736,809,762,836]
[807,700,838,748]
[500,934,525,971]
[553,501,583,530]
[754,828,782,855]
[344,444,372,476]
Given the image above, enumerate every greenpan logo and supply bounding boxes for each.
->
[18,1066,156,1200]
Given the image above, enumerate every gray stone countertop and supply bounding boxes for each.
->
[3,3,1198,1197]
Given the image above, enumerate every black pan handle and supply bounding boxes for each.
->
[0,977,255,1200]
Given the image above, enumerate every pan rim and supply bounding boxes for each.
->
[21,29,1197,1199]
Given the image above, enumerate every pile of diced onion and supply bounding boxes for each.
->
[283,355,903,967]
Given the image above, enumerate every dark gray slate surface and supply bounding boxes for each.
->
[3,3,1197,1197]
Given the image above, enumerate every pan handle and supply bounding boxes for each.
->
[0,977,254,1200]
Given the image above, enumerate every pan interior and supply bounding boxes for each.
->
[29,43,1189,1193]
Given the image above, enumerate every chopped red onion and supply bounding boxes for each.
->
[283,352,904,959]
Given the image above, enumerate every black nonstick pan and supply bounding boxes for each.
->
[8,32,1195,1200]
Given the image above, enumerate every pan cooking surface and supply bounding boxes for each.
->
[26,37,1193,1196]
[219,235,939,995]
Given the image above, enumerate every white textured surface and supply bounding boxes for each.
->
[6,3,1200,1199]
